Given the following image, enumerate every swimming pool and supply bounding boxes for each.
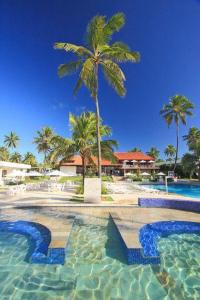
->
[142,183,200,198]
[0,215,199,299]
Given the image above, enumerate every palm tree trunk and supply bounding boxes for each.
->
[94,64,101,178]
[82,156,85,190]
[174,122,179,172]
[198,162,200,182]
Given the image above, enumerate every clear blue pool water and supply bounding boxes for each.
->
[142,183,200,199]
[0,215,200,299]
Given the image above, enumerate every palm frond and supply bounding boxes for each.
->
[54,43,92,57]
[58,61,83,77]
[101,43,140,63]
[103,13,125,38]
[86,15,107,50]
[101,60,126,96]
[80,58,97,98]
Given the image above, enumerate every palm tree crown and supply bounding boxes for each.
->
[160,95,194,171]
[54,12,140,178]
[4,132,20,149]
[147,147,160,160]
[10,152,22,163]
[33,127,54,164]
[164,144,176,159]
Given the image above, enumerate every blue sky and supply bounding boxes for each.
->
[0,0,200,161]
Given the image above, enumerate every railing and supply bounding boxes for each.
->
[122,164,159,169]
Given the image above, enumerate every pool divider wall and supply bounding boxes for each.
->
[138,198,200,212]
[0,221,65,265]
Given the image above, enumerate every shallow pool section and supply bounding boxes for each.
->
[142,183,200,198]
[0,215,199,299]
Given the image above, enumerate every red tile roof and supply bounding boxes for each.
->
[60,152,154,166]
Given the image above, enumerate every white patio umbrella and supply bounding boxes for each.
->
[126,172,133,176]
[157,172,165,176]
[131,160,137,163]
[140,160,146,163]
[149,160,155,163]
[141,172,150,176]
[46,170,66,176]
[25,171,44,177]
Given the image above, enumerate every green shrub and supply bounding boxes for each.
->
[76,182,108,194]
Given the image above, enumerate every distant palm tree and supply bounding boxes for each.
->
[164,144,176,162]
[4,132,20,149]
[0,147,10,161]
[69,112,118,184]
[10,152,22,163]
[183,127,200,149]
[147,147,160,160]
[33,127,54,164]
[23,152,38,167]
[129,147,141,152]
[54,12,140,178]
[160,95,194,171]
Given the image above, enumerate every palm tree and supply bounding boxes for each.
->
[0,147,10,161]
[183,127,200,181]
[182,153,197,179]
[129,147,141,152]
[160,95,194,171]
[54,12,140,178]
[164,144,176,162]
[69,112,118,184]
[147,147,160,160]
[33,127,54,164]
[10,152,22,163]
[4,132,20,149]
[23,152,38,167]
[47,136,72,167]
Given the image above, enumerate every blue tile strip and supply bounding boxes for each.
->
[138,197,200,212]
[0,220,65,265]
[110,215,200,265]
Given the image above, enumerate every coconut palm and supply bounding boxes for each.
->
[54,12,140,177]
[160,95,194,171]
[23,152,38,167]
[147,147,160,160]
[4,132,20,149]
[69,112,118,184]
[0,147,10,161]
[164,144,176,162]
[10,152,22,163]
[183,127,200,180]
[33,127,54,164]
[47,136,73,167]
[129,147,141,152]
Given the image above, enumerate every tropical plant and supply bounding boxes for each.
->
[23,152,38,167]
[69,112,118,184]
[10,152,22,163]
[54,12,140,178]
[160,95,194,171]
[183,127,200,180]
[33,127,54,164]
[164,144,176,162]
[147,147,160,160]
[129,147,141,152]
[4,132,20,149]
[47,136,72,167]
[0,147,10,161]
[181,153,197,179]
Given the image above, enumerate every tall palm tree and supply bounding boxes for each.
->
[23,152,38,167]
[160,95,194,171]
[147,147,160,160]
[69,112,118,184]
[129,147,141,152]
[0,147,10,161]
[47,136,72,167]
[33,127,54,164]
[4,132,20,149]
[10,152,22,163]
[54,12,140,178]
[164,144,176,162]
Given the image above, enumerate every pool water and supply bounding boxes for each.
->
[142,184,200,199]
[0,216,200,299]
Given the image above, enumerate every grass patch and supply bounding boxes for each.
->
[70,195,84,203]
[59,176,82,183]
[102,196,114,202]
[76,182,108,195]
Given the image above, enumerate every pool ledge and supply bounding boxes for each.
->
[0,220,65,264]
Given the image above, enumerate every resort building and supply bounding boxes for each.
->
[60,152,159,176]
[0,161,31,185]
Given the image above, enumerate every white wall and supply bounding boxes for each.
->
[60,166,77,176]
